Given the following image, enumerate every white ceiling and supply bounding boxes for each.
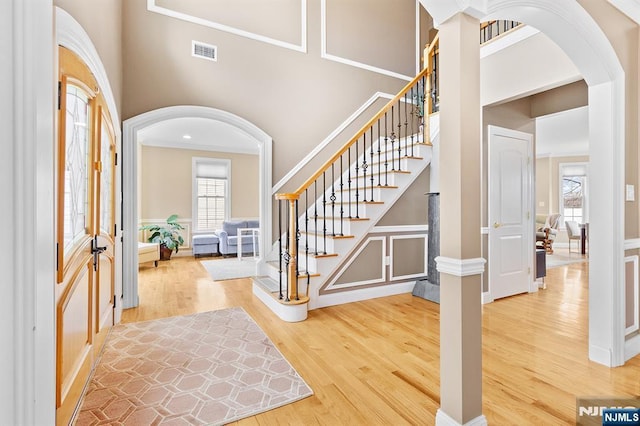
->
[535,106,589,157]
[138,117,260,155]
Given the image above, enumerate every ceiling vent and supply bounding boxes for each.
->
[192,40,217,62]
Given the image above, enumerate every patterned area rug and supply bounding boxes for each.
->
[74,308,313,425]
[200,258,257,281]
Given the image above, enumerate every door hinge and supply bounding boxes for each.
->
[114,223,117,237]
[95,160,102,172]
[528,267,531,275]
[113,294,116,308]
[527,211,530,220]
[56,243,59,271]
[57,81,61,110]
[114,152,118,166]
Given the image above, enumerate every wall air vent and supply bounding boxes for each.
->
[192,40,217,62]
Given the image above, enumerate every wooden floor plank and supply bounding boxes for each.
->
[123,254,640,425]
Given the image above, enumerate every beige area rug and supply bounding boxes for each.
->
[74,308,313,425]
[546,252,588,268]
[200,258,258,281]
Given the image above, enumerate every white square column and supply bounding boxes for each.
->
[435,12,486,426]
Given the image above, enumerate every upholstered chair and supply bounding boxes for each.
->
[536,213,561,253]
[565,220,582,253]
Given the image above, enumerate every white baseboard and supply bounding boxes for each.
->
[252,282,308,322]
[482,291,493,304]
[589,344,613,367]
[312,281,415,310]
[625,333,640,361]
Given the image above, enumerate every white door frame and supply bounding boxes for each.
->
[488,126,534,300]
[122,106,273,309]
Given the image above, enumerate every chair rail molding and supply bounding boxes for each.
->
[435,256,486,277]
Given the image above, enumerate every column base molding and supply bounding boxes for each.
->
[436,409,487,426]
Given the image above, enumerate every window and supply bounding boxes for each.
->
[559,163,588,226]
[193,158,230,232]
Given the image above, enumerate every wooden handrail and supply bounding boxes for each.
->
[278,34,440,200]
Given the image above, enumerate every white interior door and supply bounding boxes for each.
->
[489,125,533,300]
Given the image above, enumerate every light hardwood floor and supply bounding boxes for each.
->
[123,255,640,425]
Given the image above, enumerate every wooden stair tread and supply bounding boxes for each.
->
[334,200,384,205]
[338,185,399,192]
[309,216,370,221]
[299,232,354,239]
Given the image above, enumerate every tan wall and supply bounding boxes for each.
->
[536,157,551,215]
[55,0,123,114]
[122,0,430,187]
[140,146,259,222]
[530,80,588,118]
[481,31,581,106]
[377,168,430,226]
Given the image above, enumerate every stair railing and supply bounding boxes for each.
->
[480,20,521,44]
[274,35,440,305]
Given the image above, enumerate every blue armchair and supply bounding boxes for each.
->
[215,219,259,257]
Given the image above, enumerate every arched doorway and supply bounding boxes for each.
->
[122,106,273,309]
[422,0,626,366]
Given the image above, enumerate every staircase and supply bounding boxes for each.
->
[253,36,440,322]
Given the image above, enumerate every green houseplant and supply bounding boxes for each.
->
[139,214,185,260]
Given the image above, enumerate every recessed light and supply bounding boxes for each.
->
[183,134,192,140]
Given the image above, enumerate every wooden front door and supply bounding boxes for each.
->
[56,46,116,425]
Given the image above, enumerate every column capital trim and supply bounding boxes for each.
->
[435,256,486,277]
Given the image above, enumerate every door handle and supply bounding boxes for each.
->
[91,235,107,271]
[493,222,501,228]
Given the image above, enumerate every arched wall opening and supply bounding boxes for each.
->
[422,0,627,366]
[122,106,273,309]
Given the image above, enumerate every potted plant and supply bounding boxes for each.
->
[139,214,185,260]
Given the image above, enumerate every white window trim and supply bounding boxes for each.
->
[558,162,589,229]
[192,157,231,234]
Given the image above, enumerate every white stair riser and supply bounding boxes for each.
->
[302,202,382,220]
[298,218,370,235]
[300,235,353,253]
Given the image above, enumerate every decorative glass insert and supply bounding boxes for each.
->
[63,85,90,251]
[197,177,226,230]
[100,118,113,235]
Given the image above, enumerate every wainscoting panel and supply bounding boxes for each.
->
[390,234,428,280]
[327,237,386,290]
[321,227,428,295]
[625,255,639,336]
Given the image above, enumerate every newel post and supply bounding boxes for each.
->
[287,197,298,301]
[275,192,300,302]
